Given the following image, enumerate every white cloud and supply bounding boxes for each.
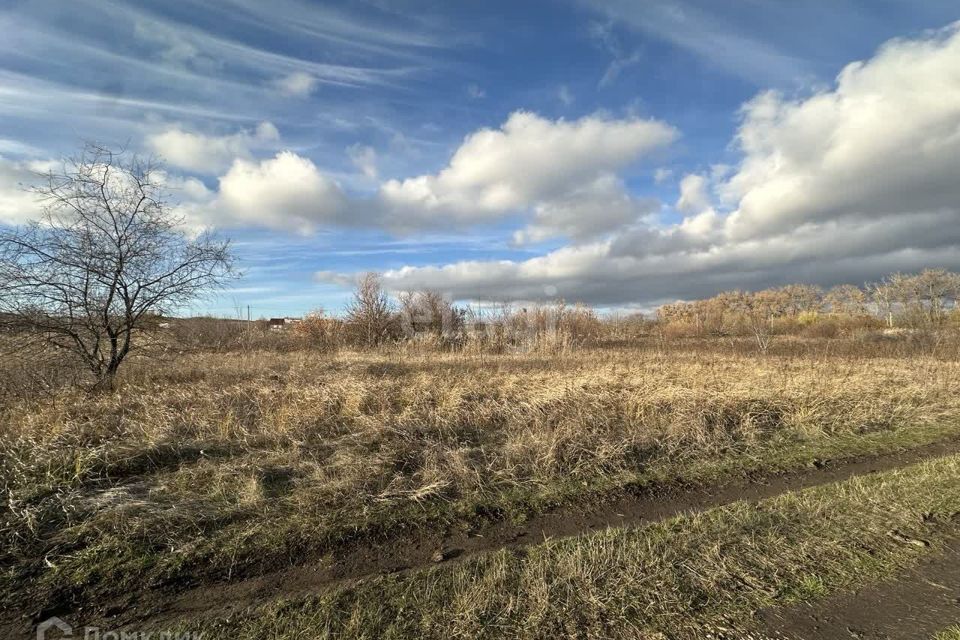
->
[134,20,223,74]
[600,50,642,87]
[467,83,486,99]
[157,171,215,203]
[675,173,712,215]
[722,22,960,241]
[558,85,574,105]
[609,208,721,260]
[169,111,675,236]
[213,151,349,234]
[588,21,642,87]
[275,71,319,97]
[146,121,280,173]
[0,139,45,157]
[653,167,673,184]
[512,175,659,245]
[0,156,47,225]
[379,110,676,228]
[583,0,806,85]
[318,25,960,305]
[342,207,960,305]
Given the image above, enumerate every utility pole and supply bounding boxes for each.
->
[247,305,251,322]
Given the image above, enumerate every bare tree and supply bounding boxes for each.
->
[398,289,465,341]
[870,274,902,328]
[824,284,869,316]
[0,144,234,390]
[727,290,781,352]
[778,284,823,315]
[345,272,397,347]
[901,269,960,326]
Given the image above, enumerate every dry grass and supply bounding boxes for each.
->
[184,453,960,639]
[2,341,960,613]
[935,625,960,640]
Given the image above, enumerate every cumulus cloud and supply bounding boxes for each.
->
[158,171,215,203]
[722,23,960,240]
[319,25,960,305]
[146,121,280,173]
[512,175,659,245]
[609,208,721,259]
[212,151,349,234]
[275,71,319,97]
[378,110,676,228]
[348,208,960,305]
[161,110,675,236]
[675,173,713,215]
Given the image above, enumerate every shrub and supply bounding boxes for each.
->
[293,309,343,353]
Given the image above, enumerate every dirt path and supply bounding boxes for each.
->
[7,437,960,637]
[758,537,960,639]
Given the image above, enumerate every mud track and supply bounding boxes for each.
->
[8,437,960,636]
[759,536,960,639]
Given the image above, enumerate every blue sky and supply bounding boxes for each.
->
[2,0,960,316]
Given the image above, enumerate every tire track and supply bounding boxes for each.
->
[13,436,960,635]
[758,535,960,639]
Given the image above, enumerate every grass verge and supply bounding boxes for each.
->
[184,453,960,639]
[4,419,960,620]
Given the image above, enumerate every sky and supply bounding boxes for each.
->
[2,0,960,317]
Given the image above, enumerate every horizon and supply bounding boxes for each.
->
[3,1,960,317]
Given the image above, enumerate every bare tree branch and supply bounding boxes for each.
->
[0,143,235,390]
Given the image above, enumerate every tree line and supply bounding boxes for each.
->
[654,271,960,351]
[1,143,958,390]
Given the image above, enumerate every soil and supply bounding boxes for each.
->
[4,437,960,638]
[758,537,960,639]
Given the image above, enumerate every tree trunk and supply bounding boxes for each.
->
[90,360,120,393]
[91,372,116,393]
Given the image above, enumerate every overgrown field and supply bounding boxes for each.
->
[2,337,960,630]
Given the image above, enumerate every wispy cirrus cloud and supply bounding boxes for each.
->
[581,0,808,85]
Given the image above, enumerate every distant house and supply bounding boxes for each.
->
[268,317,301,330]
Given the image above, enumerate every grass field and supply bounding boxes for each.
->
[2,337,960,637]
